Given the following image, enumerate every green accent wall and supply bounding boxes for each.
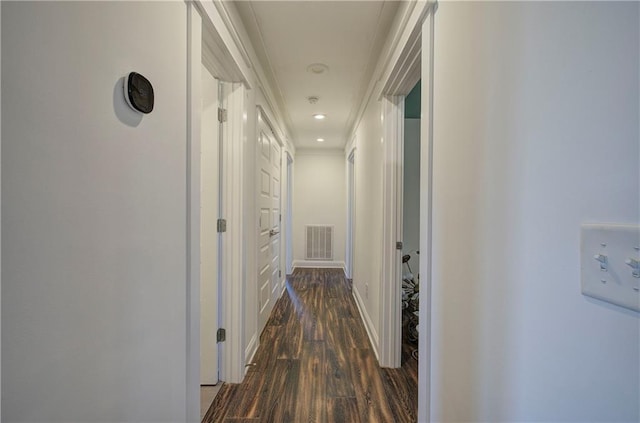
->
[405,80,421,119]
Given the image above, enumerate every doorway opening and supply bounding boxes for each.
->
[401,80,421,369]
[346,148,356,282]
[285,153,294,276]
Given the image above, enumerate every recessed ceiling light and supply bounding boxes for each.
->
[313,114,326,120]
[307,63,329,75]
[317,138,325,142]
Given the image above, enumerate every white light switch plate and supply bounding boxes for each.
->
[581,224,640,311]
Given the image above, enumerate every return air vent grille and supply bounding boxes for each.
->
[305,225,334,260]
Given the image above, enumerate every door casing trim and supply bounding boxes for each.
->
[375,3,436,423]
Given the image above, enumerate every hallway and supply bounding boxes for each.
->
[203,268,417,422]
[2,2,638,422]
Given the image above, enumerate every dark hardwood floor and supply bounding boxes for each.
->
[203,268,417,423]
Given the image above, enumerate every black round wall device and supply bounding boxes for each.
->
[124,72,154,114]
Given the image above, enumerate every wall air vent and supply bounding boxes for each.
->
[305,225,334,260]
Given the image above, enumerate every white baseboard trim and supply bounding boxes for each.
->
[352,286,379,360]
[244,332,258,375]
[292,260,346,270]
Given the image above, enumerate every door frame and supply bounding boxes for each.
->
[218,81,246,386]
[376,2,436,422]
[418,14,435,422]
[378,0,430,367]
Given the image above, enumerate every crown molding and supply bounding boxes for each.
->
[347,1,435,144]
[212,1,294,146]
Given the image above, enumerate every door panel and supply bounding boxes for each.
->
[270,139,282,300]
[257,116,282,332]
[200,64,219,385]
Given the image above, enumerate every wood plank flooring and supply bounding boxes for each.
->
[203,268,418,423]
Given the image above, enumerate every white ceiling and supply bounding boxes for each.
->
[235,1,400,149]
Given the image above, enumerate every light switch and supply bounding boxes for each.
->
[581,224,640,312]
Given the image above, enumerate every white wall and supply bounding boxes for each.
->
[350,99,385,352]
[0,2,3,419]
[293,150,347,268]
[2,3,188,421]
[430,2,639,422]
[403,118,420,276]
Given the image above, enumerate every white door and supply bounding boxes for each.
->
[200,64,220,385]
[257,113,282,332]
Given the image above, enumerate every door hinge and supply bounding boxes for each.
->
[217,219,227,233]
[396,241,403,250]
[218,108,227,123]
[279,270,282,278]
[279,214,282,222]
[217,328,226,343]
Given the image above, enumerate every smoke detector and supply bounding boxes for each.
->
[307,63,329,75]
[307,96,319,104]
